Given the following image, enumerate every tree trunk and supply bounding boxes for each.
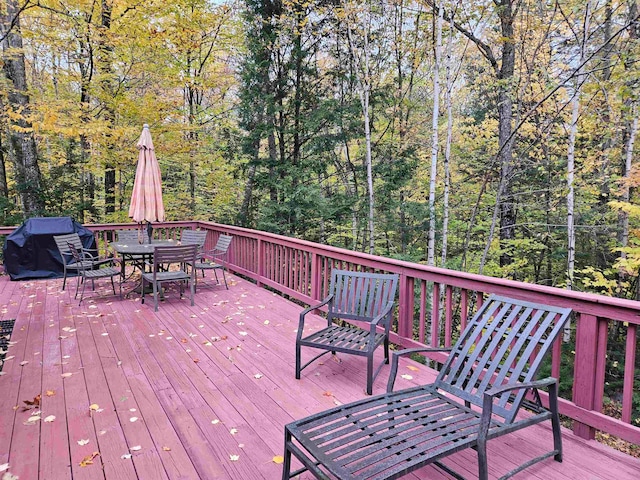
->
[496,0,516,268]
[441,13,454,269]
[1,0,44,216]
[99,0,116,217]
[427,4,443,267]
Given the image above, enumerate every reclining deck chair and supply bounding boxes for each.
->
[284,294,572,480]
[296,269,399,395]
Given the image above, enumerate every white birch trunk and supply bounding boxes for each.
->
[621,107,638,254]
[427,5,443,266]
[346,3,375,254]
[441,13,454,269]
[566,2,590,341]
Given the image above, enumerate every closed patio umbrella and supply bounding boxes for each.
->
[129,124,165,241]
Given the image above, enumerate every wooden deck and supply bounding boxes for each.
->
[0,273,638,480]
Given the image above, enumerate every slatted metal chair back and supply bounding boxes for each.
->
[180,229,207,248]
[151,244,198,272]
[116,229,148,243]
[54,233,82,256]
[434,295,572,424]
[213,234,232,254]
[328,269,398,322]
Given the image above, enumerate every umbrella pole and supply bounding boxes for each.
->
[146,221,153,243]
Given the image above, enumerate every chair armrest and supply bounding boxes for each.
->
[93,257,121,268]
[297,295,334,340]
[485,377,557,398]
[387,346,453,392]
[369,302,394,329]
[479,377,558,440]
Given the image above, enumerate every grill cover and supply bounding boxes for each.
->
[3,217,96,280]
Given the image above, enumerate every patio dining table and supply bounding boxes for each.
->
[110,239,176,297]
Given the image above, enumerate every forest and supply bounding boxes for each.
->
[0,0,639,300]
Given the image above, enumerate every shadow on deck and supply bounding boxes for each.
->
[0,273,638,479]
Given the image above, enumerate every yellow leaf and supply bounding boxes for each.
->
[79,451,100,467]
[272,455,284,464]
[89,404,99,411]
[45,390,56,397]
[407,365,419,372]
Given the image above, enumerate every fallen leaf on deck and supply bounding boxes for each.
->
[22,394,41,408]
[180,338,188,343]
[193,358,200,363]
[203,341,212,346]
[407,365,419,372]
[0,463,9,473]
[129,445,142,451]
[162,446,171,451]
[400,374,413,380]
[101,333,108,336]
[79,451,99,467]
[229,428,238,435]
[3,356,14,361]
[19,361,28,366]
[323,391,333,397]
[211,419,220,425]
[45,390,55,397]
[61,372,73,378]
[220,335,228,340]
[77,439,90,446]
[2,472,18,480]
[272,455,284,464]
[165,336,173,340]
[121,454,132,460]
[238,331,248,336]
[43,415,56,423]
[129,408,136,412]
[229,454,239,461]
[263,320,270,325]
[24,416,41,425]
[253,373,263,379]
[89,404,100,411]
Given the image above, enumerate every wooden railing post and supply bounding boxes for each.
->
[256,238,263,287]
[310,252,321,303]
[573,313,599,439]
[397,275,414,339]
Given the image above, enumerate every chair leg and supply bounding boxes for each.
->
[79,275,87,306]
[477,437,489,480]
[384,337,390,364]
[366,354,374,395]
[110,276,116,295]
[221,268,228,289]
[282,430,293,480]
[295,343,302,380]
[549,382,563,462]
[62,268,67,291]
[153,281,159,312]
[189,278,195,306]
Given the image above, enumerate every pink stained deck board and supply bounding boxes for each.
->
[0,275,640,480]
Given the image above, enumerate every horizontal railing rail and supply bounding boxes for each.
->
[1,220,638,445]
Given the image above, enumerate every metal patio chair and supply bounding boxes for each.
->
[295,269,399,395]
[67,243,122,305]
[283,294,573,480]
[192,234,232,290]
[116,229,149,244]
[180,229,207,249]
[53,233,98,291]
[141,244,198,311]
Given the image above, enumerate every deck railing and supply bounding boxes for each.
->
[2,220,639,445]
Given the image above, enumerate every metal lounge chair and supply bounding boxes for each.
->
[67,243,122,304]
[283,294,572,480]
[296,269,399,396]
[192,234,232,290]
[53,233,98,291]
[141,244,198,311]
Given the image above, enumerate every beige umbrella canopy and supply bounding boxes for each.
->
[129,124,165,240]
